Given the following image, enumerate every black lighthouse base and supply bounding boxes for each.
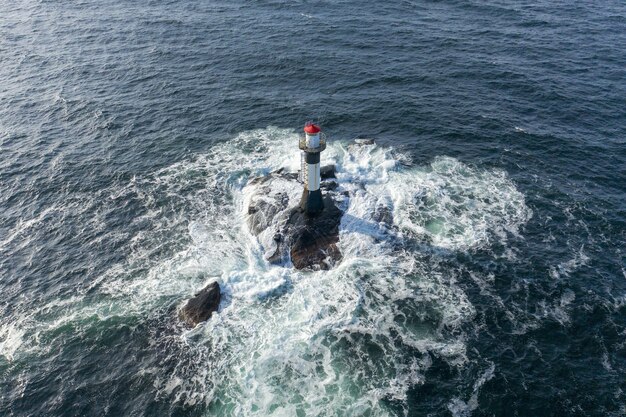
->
[300,188,324,215]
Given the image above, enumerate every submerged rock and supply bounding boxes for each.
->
[373,204,393,226]
[354,138,376,145]
[179,281,221,327]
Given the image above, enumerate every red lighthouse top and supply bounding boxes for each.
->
[304,123,321,134]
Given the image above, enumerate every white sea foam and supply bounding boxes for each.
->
[1,127,532,416]
[388,156,531,251]
[448,363,496,417]
[0,205,58,249]
[549,245,589,279]
[0,321,26,361]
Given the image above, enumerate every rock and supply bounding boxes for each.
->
[348,138,376,153]
[320,164,336,179]
[321,180,338,192]
[287,195,343,270]
[179,281,221,327]
[245,171,345,270]
[373,204,393,225]
[266,246,282,264]
[247,191,289,235]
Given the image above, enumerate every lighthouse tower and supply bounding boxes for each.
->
[299,123,326,215]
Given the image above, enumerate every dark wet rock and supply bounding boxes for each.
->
[287,195,343,270]
[354,138,376,145]
[320,164,336,179]
[246,171,345,270]
[179,281,221,327]
[373,204,393,225]
[248,191,289,235]
[249,168,298,185]
[265,196,344,270]
[321,180,339,192]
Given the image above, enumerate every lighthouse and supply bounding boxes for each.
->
[299,123,326,215]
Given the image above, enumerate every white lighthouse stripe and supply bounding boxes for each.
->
[305,133,320,148]
[307,162,320,191]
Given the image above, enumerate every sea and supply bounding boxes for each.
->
[1,1,625,416]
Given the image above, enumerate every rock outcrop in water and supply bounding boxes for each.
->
[247,165,344,270]
[286,195,343,269]
[320,164,336,179]
[179,281,221,327]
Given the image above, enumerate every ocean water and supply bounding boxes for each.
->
[1,1,625,416]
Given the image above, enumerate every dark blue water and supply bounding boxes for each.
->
[1,1,625,416]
